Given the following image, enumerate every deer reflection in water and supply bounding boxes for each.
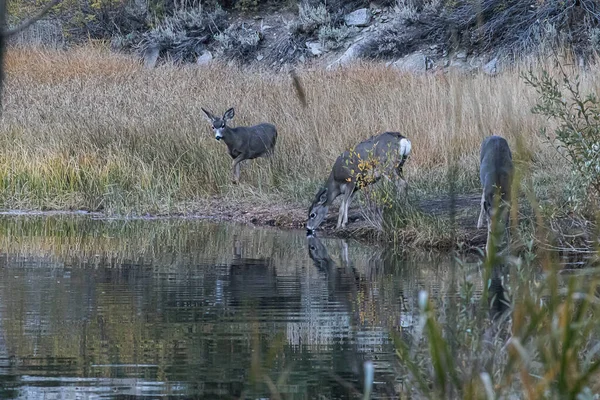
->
[306,233,360,298]
[488,264,511,322]
[305,233,399,398]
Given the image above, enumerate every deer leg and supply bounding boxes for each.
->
[384,172,408,197]
[340,240,349,266]
[336,197,346,229]
[235,162,241,181]
[231,155,244,184]
[477,191,486,229]
[342,189,354,228]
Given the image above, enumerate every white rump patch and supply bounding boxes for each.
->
[399,138,412,157]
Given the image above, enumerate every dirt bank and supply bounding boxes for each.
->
[190,194,488,251]
[0,194,487,250]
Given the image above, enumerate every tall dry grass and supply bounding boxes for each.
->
[1,46,598,214]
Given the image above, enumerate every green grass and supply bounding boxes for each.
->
[3,46,595,214]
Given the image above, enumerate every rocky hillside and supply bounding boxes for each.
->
[10,0,600,72]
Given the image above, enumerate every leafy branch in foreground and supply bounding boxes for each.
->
[524,67,600,205]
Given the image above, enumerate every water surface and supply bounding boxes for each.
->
[0,215,481,399]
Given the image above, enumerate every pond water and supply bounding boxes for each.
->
[0,215,484,399]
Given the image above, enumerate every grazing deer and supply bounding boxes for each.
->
[201,107,278,184]
[477,135,514,255]
[306,132,412,233]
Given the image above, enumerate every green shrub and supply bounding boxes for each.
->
[216,22,264,62]
[524,67,600,209]
[359,21,419,60]
[56,0,149,41]
[317,24,356,50]
[140,7,227,63]
[291,2,330,36]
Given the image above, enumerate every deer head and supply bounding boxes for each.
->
[201,107,235,141]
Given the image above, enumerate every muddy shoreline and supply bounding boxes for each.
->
[0,194,489,251]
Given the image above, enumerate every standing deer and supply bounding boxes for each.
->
[306,132,412,233]
[201,107,278,184]
[477,135,514,255]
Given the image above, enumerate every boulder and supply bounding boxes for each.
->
[143,46,160,69]
[483,57,499,76]
[326,42,362,70]
[344,8,371,27]
[306,41,323,56]
[196,50,213,66]
[393,52,427,74]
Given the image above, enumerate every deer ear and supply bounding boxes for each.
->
[318,188,328,204]
[201,107,215,122]
[223,107,235,121]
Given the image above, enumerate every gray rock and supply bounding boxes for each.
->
[196,50,213,66]
[306,41,323,56]
[256,54,264,61]
[449,58,475,73]
[392,52,427,74]
[482,57,498,75]
[144,46,160,69]
[326,41,363,70]
[344,8,371,27]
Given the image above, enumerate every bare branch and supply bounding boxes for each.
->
[3,0,61,38]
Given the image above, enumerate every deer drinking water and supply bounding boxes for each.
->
[477,135,514,256]
[306,132,412,233]
[201,107,277,184]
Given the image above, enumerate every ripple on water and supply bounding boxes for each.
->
[0,215,470,399]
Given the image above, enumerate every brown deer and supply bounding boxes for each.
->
[306,132,412,233]
[202,107,277,184]
[477,135,514,256]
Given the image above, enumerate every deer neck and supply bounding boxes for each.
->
[220,126,242,148]
[325,174,342,205]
